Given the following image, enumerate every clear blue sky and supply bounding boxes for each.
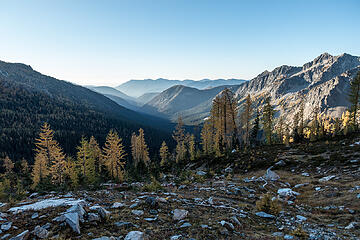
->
[0,0,359,86]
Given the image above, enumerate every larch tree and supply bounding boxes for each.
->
[262,96,275,145]
[88,136,102,183]
[131,128,150,167]
[173,116,187,163]
[76,136,90,180]
[200,119,213,155]
[211,88,238,153]
[241,94,253,146]
[187,133,196,161]
[310,107,320,141]
[102,129,127,182]
[3,156,14,175]
[277,116,285,144]
[32,122,66,188]
[159,141,169,167]
[349,71,360,129]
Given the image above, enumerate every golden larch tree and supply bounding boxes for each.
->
[102,129,127,182]
[159,141,169,167]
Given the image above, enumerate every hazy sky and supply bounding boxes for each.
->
[0,0,359,86]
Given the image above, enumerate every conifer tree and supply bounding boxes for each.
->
[3,156,14,175]
[102,130,127,182]
[310,107,320,141]
[200,119,213,155]
[250,109,260,146]
[131,128,150,166]
[77,136,90,180]
[32,122,66,188]
[277,116,285,144]
[262,96,275,145]
[88,136,102,183]
[173,116,187,163]
[187,133,196,161]
[211,88,238,153]
[159,141,169,167]
[349,71,360,129]
[298,101,305,138]
[65,156,79,189]
[241,94,253,146]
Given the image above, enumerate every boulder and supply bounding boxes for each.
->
[255,212,275,219]
[124,231,147,240]
[264,168,280,181]
[88,213,101,222]
[277,188,299,199]
[65,212,81,234]
[131,210,144,216]
[9,230,29,240]
[173,209,188,221]
[111,202,126,209]
[319,175,336,182]
[1,222,12,231]
[32,226,49,239]
[97,207,110,220]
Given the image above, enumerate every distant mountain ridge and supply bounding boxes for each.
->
[116,78,246,97]
[140,53,360,125]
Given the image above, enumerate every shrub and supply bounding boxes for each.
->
[291,226,309,239]
[256,193,281,215]
[142,177,163,192]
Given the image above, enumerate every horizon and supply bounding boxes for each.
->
[1,0,359,86]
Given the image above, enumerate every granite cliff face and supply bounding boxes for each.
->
[234,53,360,124]
[144,53,360,124]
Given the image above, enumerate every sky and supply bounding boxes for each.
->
[0,0,359,86]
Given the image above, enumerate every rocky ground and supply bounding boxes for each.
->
[0,138,360,240]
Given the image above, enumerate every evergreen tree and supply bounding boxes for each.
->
[187,133,196,161]
[32,122,66,188]
[250,109,260,146]
[173,116,187,163]
[76,136,90,180]
[102,129,127,182]
[241,94,253,146]
[310,107,320,141]
[349,71,360,129]
[200,119,213,155]
[262,96,275,145]
[88,136,102,183]
[159,141,169,167]
[131,128,150,167]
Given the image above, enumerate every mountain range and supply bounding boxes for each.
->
[116,78,246,97]
[138,53,360,125]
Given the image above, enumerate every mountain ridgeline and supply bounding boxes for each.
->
[116,78,246,97]
[135,53,360,125]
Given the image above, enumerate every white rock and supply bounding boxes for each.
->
[264,168,280,181]
[255,212,275,218]
[111,202,126,208]
[124,231,146,240]
[9,230,29,240]
[319,175,336,182]
[277,188,299,198]
[296,215,307,222]
[170,235,182,240]
[196,171,206,176]
[131,210,144,216]
[173,209,188,221]
[32,225,49,239]
[301,172,310,177]
[8,198,85,213]
[65,212,80,234]
[1,222,12,231]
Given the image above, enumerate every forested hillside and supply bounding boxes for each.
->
[0,61,173,162]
